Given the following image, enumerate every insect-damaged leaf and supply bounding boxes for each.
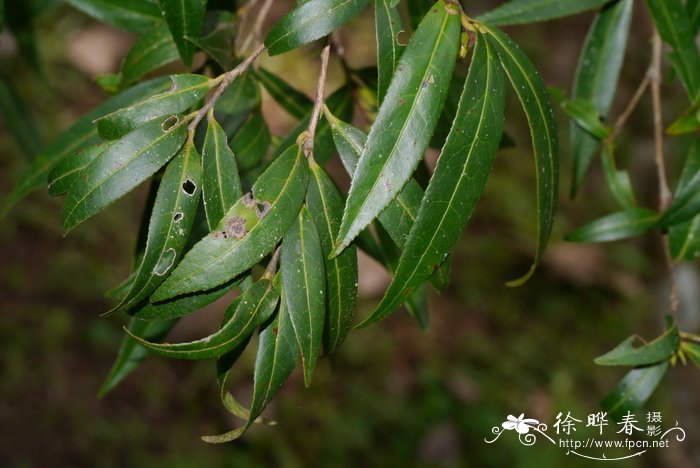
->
[601,361,668,421]
[127,279,279,359]
[96,74,213,140]
[67,0,161,33]
[121,22,179,88]
[265,0,369,56]
[334,1,460,254]
[61,114,188,233]
[306,160,357,355]
[152,145,308,300]
[483,24,559,286]
[157,0,207,67]
[566,209,658,243]
[362,33,504,327]
[478,0,612,26]
[281,205,325,386]
[569,0,632,196]
[109,141,202,314]
[202,115,242,230]
[1,76,171,218]
[375,0,405,104]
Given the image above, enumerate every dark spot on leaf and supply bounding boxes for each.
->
[273,327,279,336]
[225,216,248,239]
[402,288,413,297]
[242,192,255,208]
[399,98,405,106]
[431,263,440,274]
[182,179,196,195]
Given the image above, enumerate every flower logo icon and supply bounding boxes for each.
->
[502,414,540,434]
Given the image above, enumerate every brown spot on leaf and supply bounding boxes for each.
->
[225,216,248,239]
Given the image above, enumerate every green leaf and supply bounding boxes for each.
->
[131,279,239,320]
[96,74,213,140]
[61,115,188,232]
[478,0,612,26]
[1,76,171,218]
[110,142,202,313]
[334,1,461,254]
[306,160,357,355]
[601,144,636,209]
[682,340,700,367]
[202,116,242,231]
[375,0,405,104]
[281,206,325,386]
[215,71,261,117]
[566,209,658,243]
[482,24,559,286]
[689,0,700,34]
[560,98,612,140]
[600,361,668,421]
[361,33,504,327]
[152,145,309,300]
[667,98,700,135]
[669,140,700,260]
[265,0,369,56]
[0,71,43,160]
[67,0,161,32]
[47,142,109,196]
[121,22,179,88]
[405,0,431,30]
[254,68,312,120]
[645,0,700,99]
[595,317,680,366]
[324,110,451,292]
[127,279,279,359]
[187,20,236,70]
[98,317,176,397]
[229,111,271,171]
[157,0,207,67]
[659,142,700,228]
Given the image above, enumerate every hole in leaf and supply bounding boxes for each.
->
[182,179,196,195]
[153,249,177,276]
[255,201,271,218]
[161,115,179,132]
[173,212,184,222]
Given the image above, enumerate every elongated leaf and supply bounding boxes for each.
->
[566,209,658,243]
[601,361,668,421]
[601,144,636,209]
[132,278,239,320]
[478,0,611,26]
[202,116,242,230]
[98,317,176,397]
[669,140,700,260]
[659,143,700,228]
[689,0,700,34]
[128,279,279,359]
[157,0,207,67]
[306,160,357,354]
[254,68,312,119]
[570,0,633,195]
[96,74,213,140]
[67,0,161,32]
[265,0,369,56]
[645,0,700,99]
[1,77,171,218]
[61,115,188,232]
[682,340,700,367]
[334,1,460,254]
[153,145,309,300]
[121,22,179,87]
[48,143,109,196]
[482,25,559,286]
[229,111,271,171]
[282,206,325,386]
[375,0,405,104]
[187,20,236,70]
[561,98,611,140]
[0,71,42,160]
[362,33,504,327]
[595,317,680,366]
[111,142,202,313]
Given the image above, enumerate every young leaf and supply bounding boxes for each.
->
[334,1,461,254]
[254,68,312,119]
[127,279,279,359]
[645,0,700,99]
[96,74,213,140]
[570,0,632,196]
[560,98,612,140]
[478,0,612,26]
[202,116,242,230]
[1,76,171,218]
[229,111,271,171]
[482,24,559,286]
[595,317,680,366]
[157,0,207,67]
[98,317,177,397]
[61,114,188,232]
[600,361,668,421]
[265,0,370,56]
[110,142,202,313]
[362,33,504,327]
[306,160,358,355]
[375,0,405,104]
[67,0,161,33]
[281,206,325,387]
[152,145,309,300]
[566,209,658,243]
[121,22,179,88]
[601,145,636,209]
[669,140,700,260]
[682,340,700,367]
[48,142,110,196]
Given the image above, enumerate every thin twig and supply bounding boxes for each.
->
[302,45,331,158]
[188,44,266,133]
[606,76,650,143]
[240,0,274,54]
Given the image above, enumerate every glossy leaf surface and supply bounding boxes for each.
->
[478,0,612,26]
[566,209,658,243]
[121,22,179,87]
[157,0,207,67]
[595,317,680,366]
[601,362,668,421]
[67,0,161,32]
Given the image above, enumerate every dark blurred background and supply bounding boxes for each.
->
[1,1,699,466]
